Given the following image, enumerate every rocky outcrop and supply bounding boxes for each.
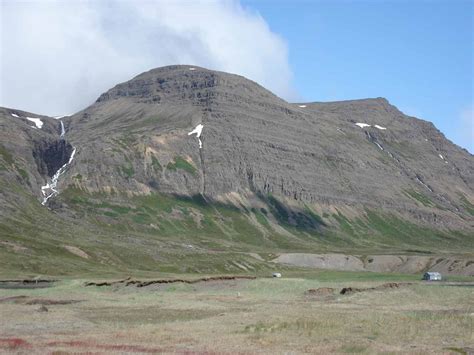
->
[61,65,474,231]
[33,140,73,178]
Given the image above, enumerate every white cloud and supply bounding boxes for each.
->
[0,0,294,116]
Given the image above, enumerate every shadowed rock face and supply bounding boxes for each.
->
[0,65,473,236]
[33,140,73,178]
[0,107,73,200]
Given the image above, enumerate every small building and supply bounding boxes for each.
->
[272,272,282,278]
[422,272,442,281]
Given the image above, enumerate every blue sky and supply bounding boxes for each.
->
[242,0,473,152]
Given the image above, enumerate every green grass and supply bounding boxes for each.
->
[121,165,135,178]
[252,208,270,228]
[1,181,472,277]
[340,345,368,353]
[332,210,356,236]
[458,193,474,216]
[111,135,137,150]
[445,347,469,355]
[263,194,325,232]
[151,155,162,171]
[167,156,196,175]
[15,166,29,184]
[0,276,472,353]
[128,115,162,129]
[404,189,435,207]
[0,144,14,165]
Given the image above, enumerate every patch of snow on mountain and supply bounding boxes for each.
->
[438,154,444,160]
[298,105,307,108]
[188,124,204,149]
[26,117,43,129]
[374,125,387,130]
[189,67,196,71]
[374,142,384,151]
[415,176,433,192]
[11,113,20,118]
[355,123,371,128]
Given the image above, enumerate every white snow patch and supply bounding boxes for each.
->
[438,154,444,160]
[374,125,387,130]
[188,124,204,149]
[374,142,384,151]
[54,115,70,119]
[11,113,20,118]
[355,123,371,128]
[415,176,433,192]
[189,67,196,71]
[26,117,43,129]
[337,128,346,135]
[298,105,307,108]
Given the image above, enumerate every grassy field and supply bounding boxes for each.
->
[0,271,472,354]
[1,182,472,278]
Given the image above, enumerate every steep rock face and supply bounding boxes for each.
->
[32,140,74,178]
[61,65,473,231]
[0,108,69,193]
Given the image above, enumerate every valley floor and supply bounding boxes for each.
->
[0,272,473,354]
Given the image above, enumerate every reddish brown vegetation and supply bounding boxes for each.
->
[45,340,221,354]
[46,340,165,353]
[0,338,30,350]
[0,295,28,303]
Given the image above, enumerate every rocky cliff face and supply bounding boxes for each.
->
[0,65,473,275]
[61,65,473,230]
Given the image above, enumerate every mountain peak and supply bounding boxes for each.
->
[95,65,278,106]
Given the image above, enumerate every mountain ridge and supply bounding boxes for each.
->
[0,65,473,276]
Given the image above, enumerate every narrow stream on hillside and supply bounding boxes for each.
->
[60,120,65,138]
[41,120,76,205]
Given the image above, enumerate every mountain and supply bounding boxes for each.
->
[1,65,473,276]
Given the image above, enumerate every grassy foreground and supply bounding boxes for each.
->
[0,271,472,354]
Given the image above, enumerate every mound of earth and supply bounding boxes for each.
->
[306,287,335,296]
[340,282,413,295]
[85,275,257,287]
